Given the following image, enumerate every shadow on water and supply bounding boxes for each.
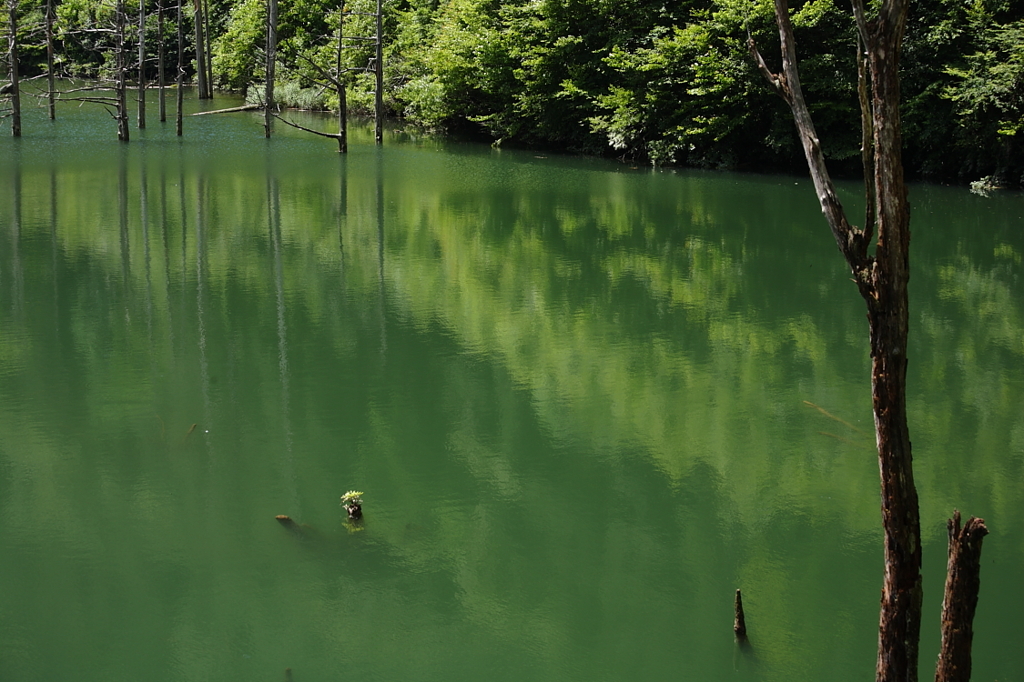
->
[733,634,759,675]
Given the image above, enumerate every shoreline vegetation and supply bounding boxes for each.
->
[2,0,1021,187]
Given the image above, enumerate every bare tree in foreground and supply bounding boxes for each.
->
[748,2,987,681]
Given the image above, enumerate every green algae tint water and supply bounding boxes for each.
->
[1,98,1022,682]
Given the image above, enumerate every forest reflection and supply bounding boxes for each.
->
[0,121,1022,681]
[2,139,1022,533]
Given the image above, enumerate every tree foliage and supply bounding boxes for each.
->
[7,0,1022,182]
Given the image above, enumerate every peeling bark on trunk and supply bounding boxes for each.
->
[935,511,988,682]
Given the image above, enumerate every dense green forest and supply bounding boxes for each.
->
[3,0,1022,184]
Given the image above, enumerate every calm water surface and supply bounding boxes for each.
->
[1,96,1022,682]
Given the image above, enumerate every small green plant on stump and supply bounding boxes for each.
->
[341,491,364,520]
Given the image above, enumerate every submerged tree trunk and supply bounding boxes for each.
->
[6,0,21,136]
[935,511,988,682]
[749,1,922,680]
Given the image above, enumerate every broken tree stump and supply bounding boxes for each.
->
[935,510,988,682]
[734,589,747,639]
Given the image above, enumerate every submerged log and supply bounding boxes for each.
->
[935,510,988,682]
[275,515,305,538]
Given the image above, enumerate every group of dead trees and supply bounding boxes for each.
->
[1,0,210,139]
[2,0,382,148]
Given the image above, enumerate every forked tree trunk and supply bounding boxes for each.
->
[749,1,922,680]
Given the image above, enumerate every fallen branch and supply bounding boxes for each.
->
[272,112,341,139]
[191,103,261,116]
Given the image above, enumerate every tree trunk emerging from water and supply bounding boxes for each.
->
[374,0,382,144]
[750,1,924,680]
[935,511,988,682]
[138,0,147,128]
[176,0,183,135]
[158,1,166,122]
[46,0,56,119]
[194,0,209,99]
[264,0,277,138]
[203,0,212,97]
[6,0,21,136]
[116,0,130,141]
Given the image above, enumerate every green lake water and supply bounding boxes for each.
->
[1,95,1022,682]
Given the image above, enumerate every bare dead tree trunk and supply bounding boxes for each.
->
[202,0,212,97]
[46,0,56,119]
[6,0,20,136]
[176,0,183,134]
[116,0,130,141]
[158,0,166,121]
[935,511,988,682]
[138,0,147,128]
[748,1,923,680]
[264,0,276,138]
[337,3,347,153]
[193,0,208,99]
[859,8,922,679]
[373,0,382,144]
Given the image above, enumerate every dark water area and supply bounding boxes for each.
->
[1,95,1022,682]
